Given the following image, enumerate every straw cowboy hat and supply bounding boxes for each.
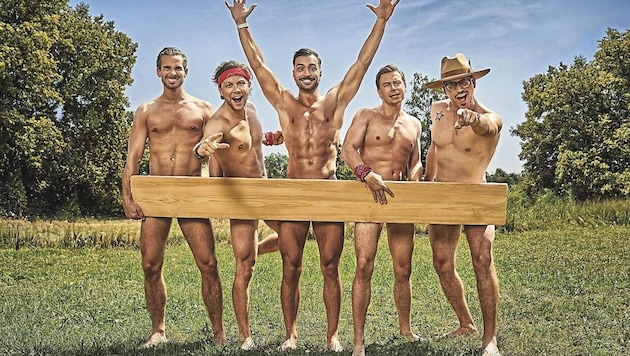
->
[425,53,490,89]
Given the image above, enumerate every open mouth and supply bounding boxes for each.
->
[456,92,467,105]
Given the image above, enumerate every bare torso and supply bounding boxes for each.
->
[143,96,211,176]
[207,103,266,178]
[278,90,342,179]
[358,107,420,181]
[430,99,499,183]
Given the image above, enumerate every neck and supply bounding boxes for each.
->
[162,87,187,102]
[297,90,321,107]
[380,102,403,120]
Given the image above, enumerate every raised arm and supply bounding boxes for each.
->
[226,0,286,109]
[333,0,400,113]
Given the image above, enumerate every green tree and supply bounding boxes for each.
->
[404,72,446,170]
[336,143,354,180]
[265,152,288,178]
[0,1,136,217]
[513,28,630,200]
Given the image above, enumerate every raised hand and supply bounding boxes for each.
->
[225,0,257,24]
[454,108,480,129]
[366,0,400,21]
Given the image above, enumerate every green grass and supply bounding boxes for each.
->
[1,221,629,355]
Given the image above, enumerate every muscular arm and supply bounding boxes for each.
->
[227,1,286,109]
[340,109,369,172]
[332,0,399,120]
[407,120,423,181]
[121,105,149,218]
[423,141,436,181]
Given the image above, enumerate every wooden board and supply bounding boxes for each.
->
[130,176,508,225]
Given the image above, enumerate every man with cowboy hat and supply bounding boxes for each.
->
[423,53,503,356]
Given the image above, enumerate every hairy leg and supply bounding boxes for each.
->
[465,225,500,352]
[352,222,382,356]
[230,219,258,342]
[258,220,279,255]
[277,221,309,350]
[179,218,226,346]
[139,217,170,342]
[429,224,477,337]
[386,223,419,341]
[313,221,345,351]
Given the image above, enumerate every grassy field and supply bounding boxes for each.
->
[1,209,629,355]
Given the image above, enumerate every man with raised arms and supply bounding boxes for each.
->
[225,0,400,351]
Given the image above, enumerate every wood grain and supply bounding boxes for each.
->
[130,176,508,225]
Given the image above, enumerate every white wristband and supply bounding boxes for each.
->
[237,22,249,29]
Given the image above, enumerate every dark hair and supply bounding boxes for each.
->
[375,64,406,88]
[293,48,321,66]
[156,47,187,69]
[212,60,252,85]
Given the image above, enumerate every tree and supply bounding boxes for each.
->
[264,152,288,178]
[512,28,630,200]
[404,72,446,171]
[0,1,136,217]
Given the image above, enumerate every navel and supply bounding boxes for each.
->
[376,136,381,140]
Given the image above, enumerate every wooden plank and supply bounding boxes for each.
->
[130,176,508,225]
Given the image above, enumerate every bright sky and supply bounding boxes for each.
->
[71,0,629,174]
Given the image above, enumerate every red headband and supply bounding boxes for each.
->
[217,68,251,85]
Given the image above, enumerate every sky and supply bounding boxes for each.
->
[70,0,630,174]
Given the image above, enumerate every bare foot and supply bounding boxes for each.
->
[214,331,227,347]
[140,332,168,348]
[439,325,478,339]
[240,337,255,350]
[328,336,343,352]
[401,330,421,341]
[278,338,297,351]
[352,344,366,356]
[482,341,500,356]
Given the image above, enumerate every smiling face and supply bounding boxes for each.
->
[377,71,406,105]
[219,75,250,110]
[292,54,321,92]
[157,55,187,90]
[443,76,476,109]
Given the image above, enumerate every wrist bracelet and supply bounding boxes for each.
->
[237,22,249,29]
[353,163,373,182]
[193,141,206,160]
[262,131,275,146]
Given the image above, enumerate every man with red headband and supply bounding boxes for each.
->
[194,60,282,351]
[226,0,400,352]
[424,53,503,356]
[122,47,226,348]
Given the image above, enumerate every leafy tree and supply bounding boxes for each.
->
[336,143,354,180]
[486,168,522,186]
[513,28,630,200]
[264,152,288,178]
[0,1,136,217]
[404,72,446,170]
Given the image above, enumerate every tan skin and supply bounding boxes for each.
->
[424,75,502,355]
[226,0,400,351]
[341,70,422,356]
[121,54,226,346]
[195,73,281,348]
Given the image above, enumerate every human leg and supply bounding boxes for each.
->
[386,223,419,341]
[313,221,345,352]
[277,221,310,350]
[258,220,279,255]
[229,219,258,348]
[352,222,382,356]
[465,225,499,353]
[179,218,226,346]
[428,224,477,337]
[139,217,170,347]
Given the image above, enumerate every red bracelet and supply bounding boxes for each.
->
[263,131,275,146]
[353,163,372,182]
